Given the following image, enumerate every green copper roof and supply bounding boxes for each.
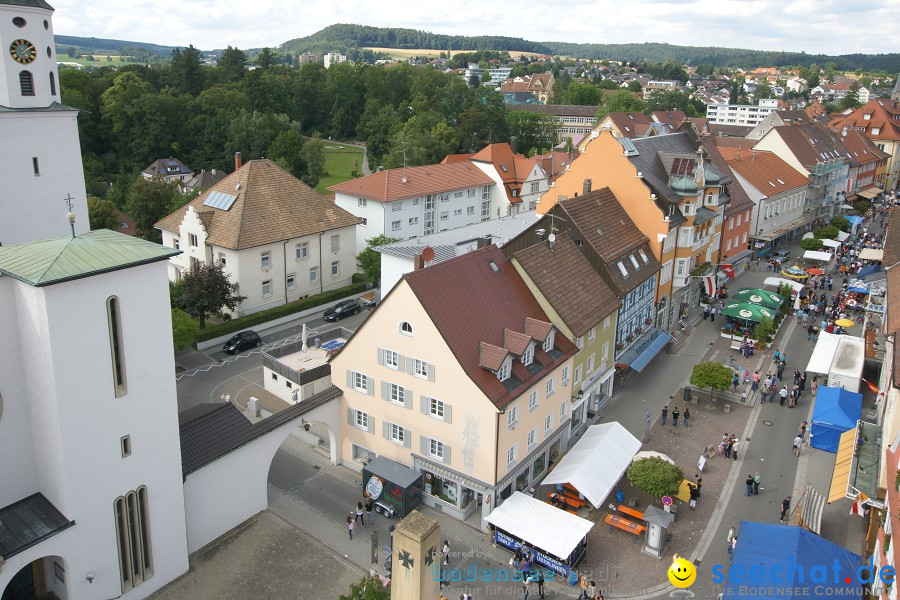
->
[0,0,54,10]
[0,229,179,287]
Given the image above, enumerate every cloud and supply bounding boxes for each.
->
[48,0,897,56]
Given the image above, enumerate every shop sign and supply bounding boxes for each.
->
[493,531,571,577]
[365,476,383,500]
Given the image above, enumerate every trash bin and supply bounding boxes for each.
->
[615,490,625,504]
[683,387,692,403]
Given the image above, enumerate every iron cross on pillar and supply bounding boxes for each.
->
[64,193,77,237]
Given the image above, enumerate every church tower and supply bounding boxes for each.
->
[0,0,88,245]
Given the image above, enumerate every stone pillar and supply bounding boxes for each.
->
[391,511,441,600]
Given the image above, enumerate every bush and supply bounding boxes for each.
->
[800,238,824,251]
[813,226,838,240]
[194,281,369,342]
[853,200,872,216]
[831,216,850,232]
[627,457,684,501]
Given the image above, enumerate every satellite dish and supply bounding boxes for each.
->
[401,176,408,184]
[421,246,435,262]
[548,233,557,243]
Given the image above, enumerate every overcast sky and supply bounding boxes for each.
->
[50,0,899,57]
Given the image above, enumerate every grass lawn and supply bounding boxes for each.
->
[316,144,365,194]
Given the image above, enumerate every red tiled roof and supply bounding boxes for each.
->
[479,342,509,371]
[837,128,891,165]
[767,123,849,170]
[701,137,755,216]
[524,317,553,343]
[503,328,533,355]
[719,147,809,196]
[469,143,542,204]
[329,162,494,203]
[652,110,687,129]
[604,112,653,138]
[828,99,900,142]
[404,246,576,408]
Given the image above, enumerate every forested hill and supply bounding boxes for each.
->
[279,24,552,55]
[540,41,900,73]
[54,35,178,57]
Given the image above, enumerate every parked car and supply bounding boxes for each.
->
[222,330,262,354]
[771,250,791,263]
[323,299,361,322]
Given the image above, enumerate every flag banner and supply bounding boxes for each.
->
[863,379,880,395]
[721,264,736,279]
[850,492,868,516]
[703,276,715,297]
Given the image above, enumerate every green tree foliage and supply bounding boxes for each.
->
[561,81,604,106]
[689,361,733,401]
[172,263,246,328]
[171,307,200,349]
[87,196,121,230]
[626,457,684,501]
[800,238,824,251]
[219,46,247,82]
[126,177,179,242]
[506,110,558,155]
[644,90,705,117]
[626,80,642,93]
[338,575,391,600]
[301,135,327,187]
[255,47,279,70]
[357,235,402,284]
[597,90,645,118]
[853,200,872,215]
[831,216,850,231]
[268,126,308,180]
[813,226,839,240]
[753,316,775,345]
[170,45,205,95]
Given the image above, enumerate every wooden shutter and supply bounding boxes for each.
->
[443,444,451,464]
[420,435,429,455]
[346,370,354,388]
[420,395,430,414]
[381,381,390,401]
[405,358,414,375]
[377,348,384,365]
[402,387,412,409]
[366,376,374,396]
[444,403,452,424]
[398,354,407,372]
[367,416,374,434]
[403,429,411,448]
[382,421,391,440]
[427,364,435,382]
[347,408,355,426]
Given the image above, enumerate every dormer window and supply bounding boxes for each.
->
[521,345,534,366]
[863,114,871,121]
[542,331,556,353]
[497,360,511,382]
[872,127,880,135]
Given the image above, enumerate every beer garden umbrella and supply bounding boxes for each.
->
[731,288,784,310]
[835,318,855,328]
[720,302,777,323]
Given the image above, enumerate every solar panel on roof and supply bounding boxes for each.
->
[164,159,179,167]
[203,191,238,211]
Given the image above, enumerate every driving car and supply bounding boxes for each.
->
[323,299,361,322]
[222,330,262,354]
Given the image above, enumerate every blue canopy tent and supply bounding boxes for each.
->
[723,521,861,599]
[856,265,884,281]
[811,386,862,453]
[845,215,864,231]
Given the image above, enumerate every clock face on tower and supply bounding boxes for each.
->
[9,39,37,64]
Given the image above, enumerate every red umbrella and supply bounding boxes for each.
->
[806,268,825,275]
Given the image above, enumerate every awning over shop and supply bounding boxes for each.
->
[836,230,850,242]
[798,483,825,535]
[821,239,841,249]
[486,491,595,560]
[828,421,882,506]
[858,188,883,199]
[542,422,641,509]
[847,215,864,229]
[804,250,832,262]
[858,248,883,261]
[763,277,806,293]
[828,428,856,502]
[615,328,671,373]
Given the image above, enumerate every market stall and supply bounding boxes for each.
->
[362,456,422,518]
[811,386,862,453]
[486,491,594,577]
[803,250,832,263]
[821,239,842,250]
[763,277,806,293]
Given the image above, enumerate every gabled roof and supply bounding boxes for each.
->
[701,137,755,216]
[627,132,703,206]
[651,110,687,129]
[328,161,493,203]
[404,245,576,409]
[157,159,361,251]
[769,123,849,170]
[837,128,891,165]
[185,168,227,192]
[142,157,192,177]
[470,143,543,204]
[179,385,343,477]
[558,187,661,295]
[603,112,653,139]
[828,98,900,141]
[0,229,179,287]
[709,123,753,137]
[513,233,621,337]
[719,147,808,196]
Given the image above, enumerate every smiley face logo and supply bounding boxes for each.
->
[668,557,696,588]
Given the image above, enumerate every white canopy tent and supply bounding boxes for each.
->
[807,331,843,374]
[486,492,594,560]
[836,231,851,242]
[764,277,806,293]
[541,422,641,509]
[804,250,833,262]
[859,248,884,261]
[821,239,842,249]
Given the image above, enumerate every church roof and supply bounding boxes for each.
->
[0,229,179,287]
[0,0,54,9]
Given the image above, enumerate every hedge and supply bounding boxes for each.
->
[194,281,369,342]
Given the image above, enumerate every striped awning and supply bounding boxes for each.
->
[828,428,857,503]
[800,483,825,534]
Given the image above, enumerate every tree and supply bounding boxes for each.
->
[172,263,245,328]
[689,361,733,402]
[220,46,247,82]
[170,45,205,96]
[562,81,604,106]
[339,575,390,600]
[87,196,121,230]
[813,226,839,240]
[357,235,402,284]
[269,126,308,180]
[126,177,178,242]
[853,199,872,216]
[597,90,644,118]
[255,47,278,71]
[301,134,327,187]
[800,238,824,251]
[626,80,642,93]
[626,457,684,502]
[753,316,775,346]
[171,307,200,350]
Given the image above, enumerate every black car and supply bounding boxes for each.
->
[222,330,262,354]
[323,299,361,322]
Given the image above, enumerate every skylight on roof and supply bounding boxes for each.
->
[617,261,629,277]
[629,254,640,269]
[624,127,631,132]
[638,249,649,263]
[203,191,238,211]
[768,181,776,187]
[500,165,508,172]
[776,178,785,184]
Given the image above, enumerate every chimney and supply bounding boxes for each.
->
[509,136,518,155]
[583,179,592,195]
[234,152,242,171]
[477,234,493,249]
[414,252,424,271]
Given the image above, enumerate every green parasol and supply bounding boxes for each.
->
[720,302,777,323]
[731,288,784,310]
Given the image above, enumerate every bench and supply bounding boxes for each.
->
[546,494,578,513]
[617,505,644,520]
[605,514,645,540]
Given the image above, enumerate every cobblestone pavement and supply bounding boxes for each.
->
[149,512,366,600]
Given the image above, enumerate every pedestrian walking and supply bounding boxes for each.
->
[732,372,740,391]
[726,526,736,554]
[799,372,807,394]
[537,570,545,599]
[672,406,680,428]
[661,406,668,426]
[684,408,690,428]
[731,437,739,460]
[752,472,760,495]
[365,496,374,525]
[703,306,710,320]
[745,474,753,496]
[793,434,803,457]
[356,502,365,526]
[442,540,450,565]
[779,385,788,406]
[777,362,785,379]
[710,306,717,322]
[724,436,732,459]
[347,515,354,539]
[751,370,760,392]
[586,581,597,600]
[689,482,699,509]
[811,376,819,396]
[781,496,792,522]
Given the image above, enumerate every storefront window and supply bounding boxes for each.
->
[461,487,475,509]
[549,439,562,464]
[500,483,512,501]
[516,470,529,491]
[532,453,547,478]
[423,470,458,506]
